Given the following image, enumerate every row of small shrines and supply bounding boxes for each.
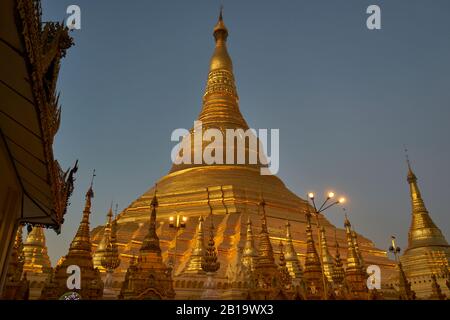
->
[2,185,448,300]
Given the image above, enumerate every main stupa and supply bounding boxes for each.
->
[91,11,396,298]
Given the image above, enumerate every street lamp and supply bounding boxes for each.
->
[168,213,187,273]
[306,191,346,299]
[388,236,401,262]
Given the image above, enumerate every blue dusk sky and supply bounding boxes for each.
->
[40,0,450,265]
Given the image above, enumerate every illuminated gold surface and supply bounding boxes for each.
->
[90,11,396,299]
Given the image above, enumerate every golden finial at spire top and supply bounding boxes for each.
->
[213,6,228,39]
[85,169,96,200]
[151,184,158,207]
[107,201,113,219]
[404,146,416,182]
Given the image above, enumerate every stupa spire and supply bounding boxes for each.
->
[344,214,360,270]
[69,170,95,253]
[101,205,121,275]
[256,197,276,268]
[40,172,104,300]
[319,225,335,284]
[202,188,220,273]
[284,221,304,279]
[183,216,206,274]
[93,203,114,269]
[242,217,258,271]
[140,188,161,254]
[343,212,368,298]
[332,230,345,285]
[302,210,324,298]
[198,7,248,130]
[404,152,448,251]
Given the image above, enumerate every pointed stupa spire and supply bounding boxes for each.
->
[169,8,259,173]
[319,225,335,284]
[303,210,324,297]
[200,7,247,129]
[351,228,365,272]
[242,217,258,271]
[343,211,367,298]
[332,230,345,285]
[70,170,95,253]
[284,221,304,279]
[202,188,220,273]
[140,187,161,254]
[256,196,276,268]
[343,213,361,271]
[183,216,206,274]
[101,204,121,274]
[93,203,114,269]
[403,151,448,251]
[23,226,52,274]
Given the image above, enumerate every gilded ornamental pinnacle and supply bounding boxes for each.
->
[242,217,258,272]
[284,221,304,280]
[183,216,206,274]
[255,198,276,268]
[302,211,324,299]
[332,231,345,285]
[140,190,161,254]
[319,226,335,284]
[343,214,367,298]
[202,189,220,273]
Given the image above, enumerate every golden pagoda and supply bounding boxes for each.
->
[331,231,346,295]
[302,212,325,299]
[284,221,304,284]
[93,205,114,271]
[399,159,450,298]
[319,225,336,285]
[241,218,258,272]
[90,10,396,299]
[343,215,368,299]
[40,177,103,300]
[119,191,175,300]
[22,226,52,299]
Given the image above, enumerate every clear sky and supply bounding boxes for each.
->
[40,0,450,265]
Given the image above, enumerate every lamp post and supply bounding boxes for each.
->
[307,191,346,300]
[168,213,187,274]
[388,236,401,262]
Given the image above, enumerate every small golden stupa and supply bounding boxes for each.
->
[22,226,52,299]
